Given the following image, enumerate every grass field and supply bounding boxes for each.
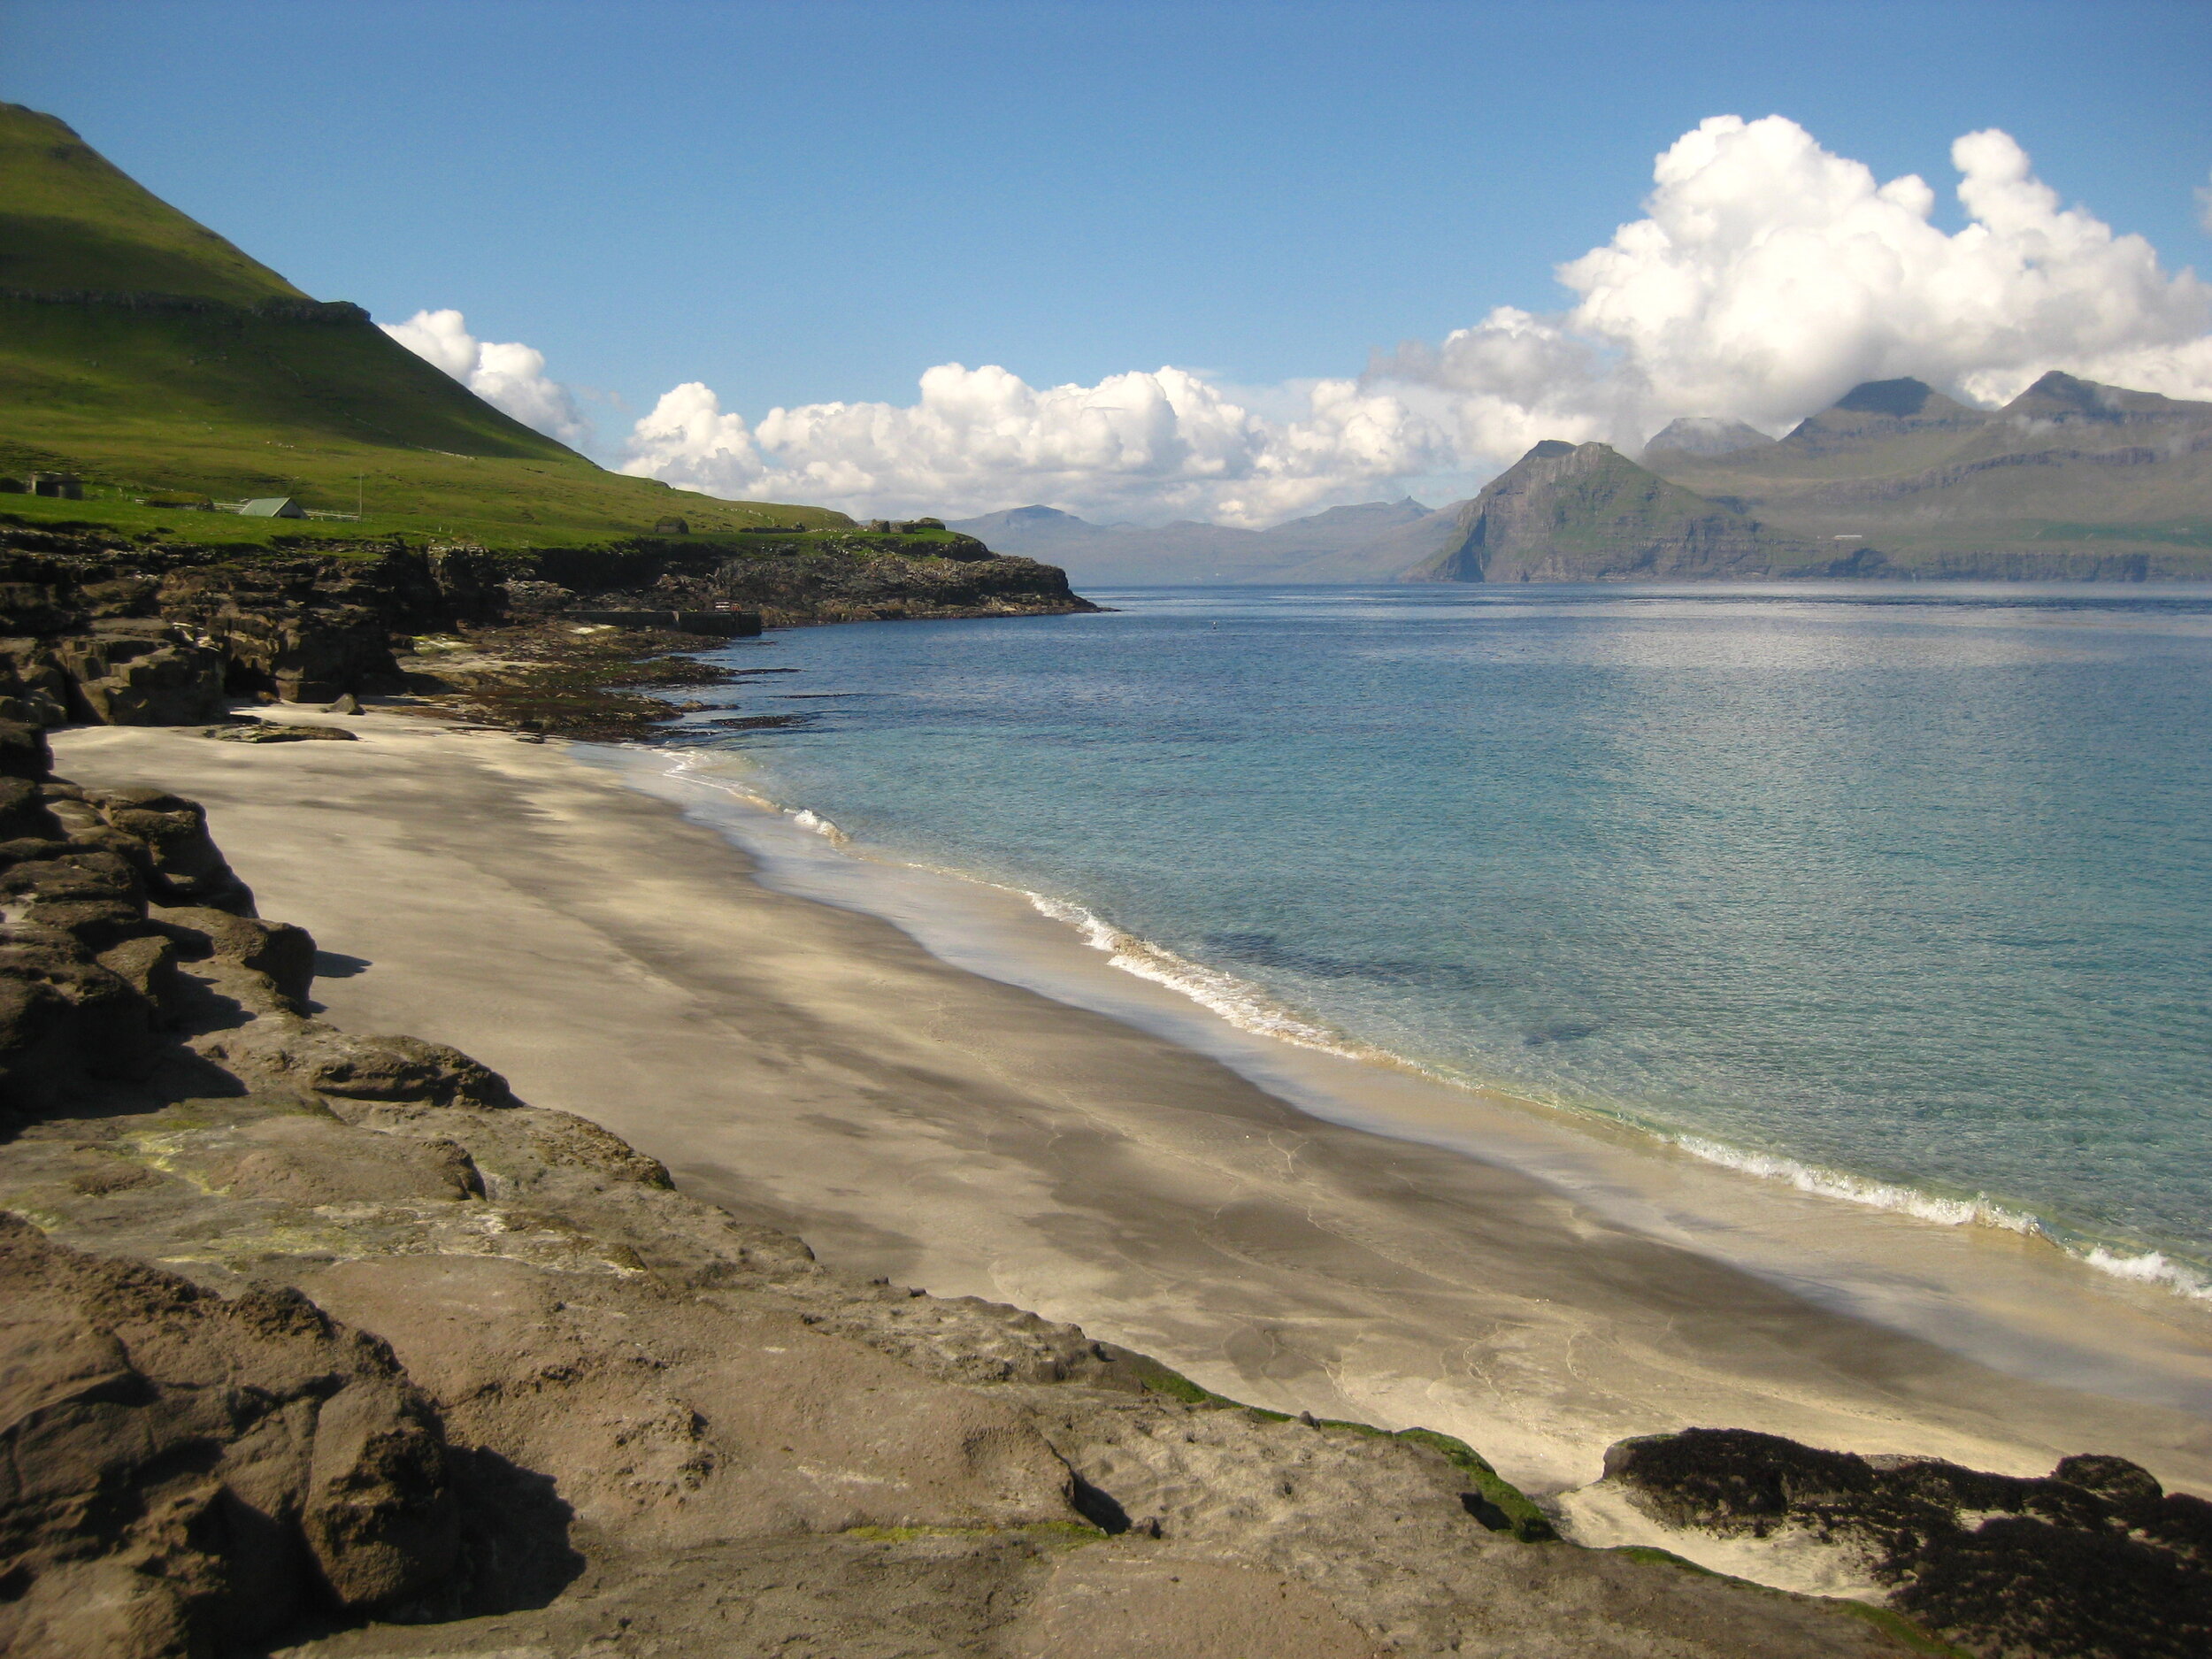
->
[0,102,845,550]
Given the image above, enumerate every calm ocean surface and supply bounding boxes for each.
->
[667,584,2212,1287]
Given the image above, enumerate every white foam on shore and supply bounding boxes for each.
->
[1021,891,1371,1060]
[641,746,2212,1309]
[1032,899,2212,1303]
[1668,1136,2047,1234]
[1647,1144,2212,1302]
[2079,1247,2212,1301]
[788,807,848,845]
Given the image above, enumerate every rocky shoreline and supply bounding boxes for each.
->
[4,517,2208,1653]
[0,524,1094,733]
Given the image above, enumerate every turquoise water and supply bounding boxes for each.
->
[667,585,2212,1286]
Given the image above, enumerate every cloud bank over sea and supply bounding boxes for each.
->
[386,116,2212,525]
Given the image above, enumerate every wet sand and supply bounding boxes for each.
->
[55,713,2212,1502]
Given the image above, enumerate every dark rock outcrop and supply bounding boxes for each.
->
[1603,1426,2212,1658]
[0,534,509,720]
[52,620,227,724]
[0,1220,459,1658]
[523,532,1095,628]
[0,526,1094,726]
[646,548,1094,627]
[0,768,257,1116]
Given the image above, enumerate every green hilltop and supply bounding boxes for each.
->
[0,103,846,549]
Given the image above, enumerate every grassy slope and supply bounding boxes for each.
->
[1655,400,2212,566]
[0,104,305,303]
[0,103,846,549]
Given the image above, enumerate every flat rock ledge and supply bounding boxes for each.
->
[0,718,2152,1657]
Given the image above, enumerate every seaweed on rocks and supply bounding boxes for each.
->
[396,622,742,742]
[1601,1427,2212,1659]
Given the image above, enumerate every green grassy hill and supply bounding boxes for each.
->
[0,103,845,548]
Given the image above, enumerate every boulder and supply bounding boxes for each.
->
[0,775,59,841]
[157,904,317,1004]
[0,1218,458,1658]
[0,846,148,949]
[0,718,52,780]
[0,641,73,726]
[0,925,163,1110]
[88,787,255,912]
[198,1013,518,1110]
[1601,1427,2212,1658]
[204,722,359,743]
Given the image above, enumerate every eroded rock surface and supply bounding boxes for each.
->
[0,1220,457,1658]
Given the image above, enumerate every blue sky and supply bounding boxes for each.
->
[9,0,2212,521]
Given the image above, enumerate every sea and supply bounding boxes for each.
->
[616,582,2212,1316]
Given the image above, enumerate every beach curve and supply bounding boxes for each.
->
[51,711,2212,1508]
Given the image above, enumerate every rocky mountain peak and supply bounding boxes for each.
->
[2000,370,2212,423]
[1780,378,1985,451]
[1832,377,1944,417]
[1642,417,1775,461]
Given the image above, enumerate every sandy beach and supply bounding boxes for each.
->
[53,712,2212,1512]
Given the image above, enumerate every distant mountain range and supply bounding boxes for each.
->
[949,498,1464,585]
[964,372,2212,584]
[1637,373,2212,579]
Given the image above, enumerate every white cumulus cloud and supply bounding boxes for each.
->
[392,118,2211,523]
[380,308,595,450]
[619,364,1451,526]
[626,118,2212,519]
[1378,115,2212,449]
